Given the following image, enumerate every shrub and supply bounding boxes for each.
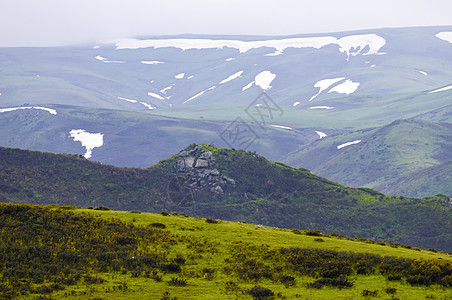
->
[385,287,397,294]
[129,210,141,214]
[93,206,110,211]
[161,211,170,216]
[361,290,378,296]
[205,218,219,224]
[168,277,187,286]
[291,229,302,235]
[314,238,324,242]
[150,222,166,229]
[305,230,323,236]
[248,285,274,300]
[160,263,181,273]
[307,275,353,289]
[173,255,186,265]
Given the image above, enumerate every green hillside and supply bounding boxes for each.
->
[1,145,451,252]
[0,203,451,299]
[284,119,452,198]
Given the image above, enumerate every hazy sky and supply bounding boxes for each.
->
[1,0,451,46]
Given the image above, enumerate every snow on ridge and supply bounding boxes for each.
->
[0,106,57,115]
[308,106,334,110]
[118,96,138,103]
[95,55,125,63]
[328,79,360,95]
[160,85,174,94]
[270,124,293,130]
[140,102,156,110]
[70,129,103,159]
[315,131,327,139]
[436,32,452,44]
[293,102,300,106]
[337,140,361,149]
[141,60,164,65]
[219,71,243,84]
[337,34,386,60]
[419,71,428,76]
[148,92,166,100]
[114,34,386,58]
[255,71,276,90]
[183,86,216,104]
[242,81,254,91]
[309,77,345,102]
[175,73,185,79]
[428,85,452,94]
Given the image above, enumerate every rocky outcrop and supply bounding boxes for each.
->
[173,146,235,194]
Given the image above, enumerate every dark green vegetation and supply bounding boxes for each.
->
[285,119,452,198]
[0,204,451,299]
[1,145,451,252]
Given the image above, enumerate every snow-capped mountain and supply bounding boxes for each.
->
[0,26,451,196]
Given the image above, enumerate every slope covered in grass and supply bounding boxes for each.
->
[0,204,451,299]
[1,145,451,251]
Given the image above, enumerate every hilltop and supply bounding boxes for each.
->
[1,145,451,251]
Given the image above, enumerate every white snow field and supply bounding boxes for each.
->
[0,106,57,115]
[141,60,164,64]
[308,106,334,110]
[219,71,243,84]
[337,140,362,149]
[147,92,166,100]
[69,129,104,159]
[428,85,452,94]
[269,124,293,130]
[315,131,327,139]
[309,77,345,102]
[328,79,360,95]
[436,32,452,44]
[183,86,216,104]
[114,34,386,59]
[255,71,276,90]
[175,73,185,79]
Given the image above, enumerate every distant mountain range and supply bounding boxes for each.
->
[1,144,451,251]
[0,26,451,197]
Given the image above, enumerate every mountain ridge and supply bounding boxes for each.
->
[1,144,451,251]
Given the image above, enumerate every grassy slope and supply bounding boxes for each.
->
[1,145,451,252]
[0,204,450,300]
[284,119,452,197]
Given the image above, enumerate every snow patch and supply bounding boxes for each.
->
[293,102,300,106]
[114,34,386,58]
[95,55,106,61]
[160,85,174,94]
[328,79,360,95]
[436,32,452,44]
[219,71,243,84]
[226,57,235,61]
[140,102,156,110]
[255,71,276,91]
[308,106,334,110]
[187,75,194,79]
[141,60,164,65]
[95,55,125,63]
[0,106,57,115]
[418,71,428,76]
[175,73,185,79]
[118,96,138,103]
[428,85,452,94]
[337,140,361,149]
[183,86,216,104]
[148,92,166,100]
[315,131,327,139]
[242,81,254,91]
[309,77,345,102]
[336,34,386,60]
[69,129,104,159]
[269,124,292,130]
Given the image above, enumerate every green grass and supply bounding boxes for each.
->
[41,208,452,299]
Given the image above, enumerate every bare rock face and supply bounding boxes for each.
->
[173,146,235,195]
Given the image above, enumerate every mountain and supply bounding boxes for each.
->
[284,119,452,198]
[1,145,451,251]
[1,203,451,299]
